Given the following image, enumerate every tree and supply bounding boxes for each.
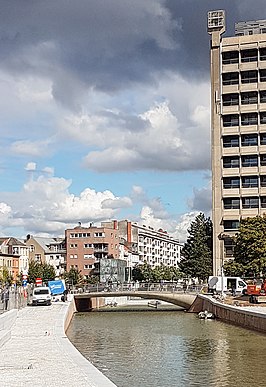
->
[27,261,55,284]
[0,266,13,285]
[233,215,266,277]
[131,263,182,282]
[179,213,213,281]
[63,267,83,286]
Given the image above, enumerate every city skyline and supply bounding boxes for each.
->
[0,1,265,241]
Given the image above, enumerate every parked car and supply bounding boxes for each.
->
[31,286,52,306]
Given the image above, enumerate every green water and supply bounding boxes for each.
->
[67,310,266,387]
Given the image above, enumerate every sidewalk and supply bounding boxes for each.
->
[0,302,116,387]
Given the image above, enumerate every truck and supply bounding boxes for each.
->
[246,279,266,303]
[208,276,247,295]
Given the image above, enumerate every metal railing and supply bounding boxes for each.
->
[0,287,28,315]
[71,282,205,295]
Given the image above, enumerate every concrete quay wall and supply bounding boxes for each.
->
[189,294,266,333]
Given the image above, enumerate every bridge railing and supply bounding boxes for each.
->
[73,282,205,295]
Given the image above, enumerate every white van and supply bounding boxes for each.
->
[208,276,247,295]
[31,286,52,306]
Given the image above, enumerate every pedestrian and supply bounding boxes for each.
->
[1,286,10,311]
[183,282,187,293]
[63,288,68,302]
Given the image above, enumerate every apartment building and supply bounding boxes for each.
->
[0,237,29,281]
[25,235,66,277]
[118,220,182,269]
[65,222,119,278]
[208,11,266,274]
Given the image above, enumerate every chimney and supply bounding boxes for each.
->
[127,221,132,243]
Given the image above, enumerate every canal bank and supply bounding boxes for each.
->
[0,302,116,387]
[190,294,266,333]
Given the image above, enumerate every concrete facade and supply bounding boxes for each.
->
[118,220,182,269]
[208,11,266,274]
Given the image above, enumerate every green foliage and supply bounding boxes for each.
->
[232,216,266,277]
[179,213,213,281]
[132,263,182,282]
[0,266,13,285]
[27,261,56,284]
[63,267,83,286]
[223,260,245,277]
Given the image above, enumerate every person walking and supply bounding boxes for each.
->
[1,286,10,311]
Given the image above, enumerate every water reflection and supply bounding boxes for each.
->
[67,311,266,387]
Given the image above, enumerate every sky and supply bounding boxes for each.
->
[0,0,265,242]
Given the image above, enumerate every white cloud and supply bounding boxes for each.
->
[10,138,54,157]
[174,211,200,243]
[25,162,36,171]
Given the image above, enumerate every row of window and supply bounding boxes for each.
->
[223,112,266,127]
[222,70,266,85]
[223,155,266,168]
[70,243,94,248]
[69,232,105,238]
[224,196,266,209]
[222,48,266,64]
[223,91,266,106]
[223,175,266,189]
[223,134,266,147]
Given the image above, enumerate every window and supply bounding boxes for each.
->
[260,134,266,145]
[261,176,266,187]
[70,244,77,248]
[241,49,258,62]
[261,197,266,208]
[84,254,94,259]
[242,176,258,188]
[222,51,239,64]
[84,243,93,248]
[241,91,258,105]
[241,113,258,126]
[222,72,239,85]
[241,155,258,167]
[223,135,239,148]
[223,177,240,189]
[223,220,239,231]
[223,114,239,127]
[260,47,266,61]
[223,198,240,209]
[224,238,235,258]
[94,232,105,237]
[241,70,258,83]
[242,197,259,208]
[260,112,266,124]
[222,93,239,106]
[223,156,240,168]
[260,154,266,166]
[241,134,258,146]
[260,91,266,103]
[260,69,266,82]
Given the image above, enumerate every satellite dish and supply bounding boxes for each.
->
[209,276,218,288]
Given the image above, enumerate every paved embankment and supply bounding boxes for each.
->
[0,302,116,387]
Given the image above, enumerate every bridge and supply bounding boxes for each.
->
[74,290,197,312]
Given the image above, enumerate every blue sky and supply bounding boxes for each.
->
[0,0,265,241]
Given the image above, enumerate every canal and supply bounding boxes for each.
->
[67,308,266,387]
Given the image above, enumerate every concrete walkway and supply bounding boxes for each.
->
[0,303,116,387]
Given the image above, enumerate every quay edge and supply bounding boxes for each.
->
[189,294,266,334]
